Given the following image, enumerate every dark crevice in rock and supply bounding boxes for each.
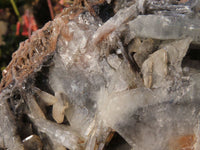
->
[34,62,54,96]
[182,44,200,75]
[104,132,132,150]
[123,39,141,73]
[16,114,33,140]
[7,91,25,116]
[96,2,115,22]
[186,44,200,60]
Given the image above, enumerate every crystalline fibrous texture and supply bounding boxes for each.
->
[0,0,200,150]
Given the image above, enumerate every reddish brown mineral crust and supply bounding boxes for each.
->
[0,10,81,93]
[0,22,59,92]
[169,134,196,150]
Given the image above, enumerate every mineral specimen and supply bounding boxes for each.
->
[0,0,200,150]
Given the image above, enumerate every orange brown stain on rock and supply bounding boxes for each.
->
[169,134,197,150]
[94,27,116,45]
[178,0,190,4]
[61,25,74,41]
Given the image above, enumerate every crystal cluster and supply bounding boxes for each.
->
[0,0,200,150]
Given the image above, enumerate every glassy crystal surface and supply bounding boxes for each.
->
[0,1,200,150]
[129,15,200,44]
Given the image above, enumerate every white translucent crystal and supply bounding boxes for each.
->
[97,87,158,129]
[107,54,122,70]
[32,118,84,150]
[128,15,200,44]
[118,102,200,150]
[159,38,193,73]
[92,3,138,44]
[96,71,200,150]
[0,99,24,150]
[1,1,200,150]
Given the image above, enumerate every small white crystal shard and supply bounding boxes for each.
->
[22,135,42,150]
[92,3,138,44]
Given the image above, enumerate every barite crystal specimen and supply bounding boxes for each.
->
[0,0,200,150]
[128,15,200,44]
